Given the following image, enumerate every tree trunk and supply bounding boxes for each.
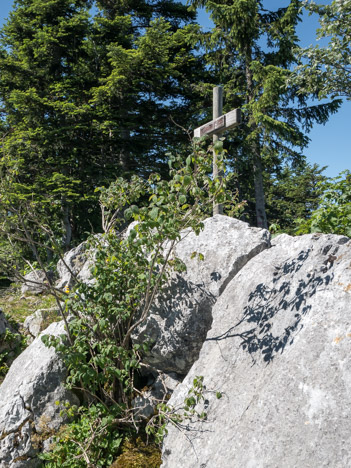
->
[245,48,268,229]
[213,86,223,215]
[252,147,268,228]
[62,199,72,251]
[119,126,130,172]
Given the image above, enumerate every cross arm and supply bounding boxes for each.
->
[194,108,242,138]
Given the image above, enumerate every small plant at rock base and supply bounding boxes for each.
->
[145,376,209,446]
[31,414,58,451]
[39,404,124,467]
[109,437,161,468]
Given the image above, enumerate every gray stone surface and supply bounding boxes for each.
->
[56,227,135,290]
[21,270,53,295]
[56,241,89,289]
[162,233,351,468]
[0,321,79,468]
[56,242,100,289]
[133,215,270,375]
[55,236,107,289]
[23,308,60,342]
[133,372,180,421]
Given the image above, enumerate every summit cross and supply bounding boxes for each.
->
[193,86,241,215]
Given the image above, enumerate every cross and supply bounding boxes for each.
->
[194,86,241,215]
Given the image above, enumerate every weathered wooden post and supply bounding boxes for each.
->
[194,88,241,215]
[212,86,223,215]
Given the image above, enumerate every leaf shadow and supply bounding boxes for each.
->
[208,249,334,364]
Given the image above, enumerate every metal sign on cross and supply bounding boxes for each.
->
[193,86,242,215]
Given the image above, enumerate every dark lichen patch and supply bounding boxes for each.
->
[31,414,57,451]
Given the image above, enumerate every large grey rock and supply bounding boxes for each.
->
[56,236,108,289]
[134,215,270,375]
[0,321,79,468]
[162,233,351,468]
[21,270,53,295]
[55,222,157,291]
[56,241,92,289]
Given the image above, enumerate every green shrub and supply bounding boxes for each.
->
[296,170,351,237]
[40,141,237,464]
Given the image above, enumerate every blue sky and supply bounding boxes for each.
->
[0,0,349,178]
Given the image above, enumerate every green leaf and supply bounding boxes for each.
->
[150,207,159,220]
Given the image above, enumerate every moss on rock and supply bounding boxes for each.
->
[110,437,161,468]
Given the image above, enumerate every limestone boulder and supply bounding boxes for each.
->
[55,235,109,290]
[56,241,92,289]
[0,321,79,468]
[21,270,53,295]
[133,215,270,375]
[162,233,351,468]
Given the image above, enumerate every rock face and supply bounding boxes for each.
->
[0,321,79,468]
[161,233,351,468]
[4,216,350,468]
[133,215,270,375]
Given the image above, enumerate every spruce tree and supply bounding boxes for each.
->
[0,0,95,250]
[265,162,327,234]
[0,0,203,251]
[190,0,340,228]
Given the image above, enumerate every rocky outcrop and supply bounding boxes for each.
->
[4,215,351,468]
[133,216,270,375]
[161,232,351,468]
[0,321,79,468]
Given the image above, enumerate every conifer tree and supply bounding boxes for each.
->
[265,162,327,234]
[0,0,203,251]
[190,0,340,228]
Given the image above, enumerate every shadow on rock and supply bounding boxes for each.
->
[133,273,215,375]
[209,249,335,364]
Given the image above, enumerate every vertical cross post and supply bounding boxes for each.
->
[194,87,241,216]
[213,86,223,215]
